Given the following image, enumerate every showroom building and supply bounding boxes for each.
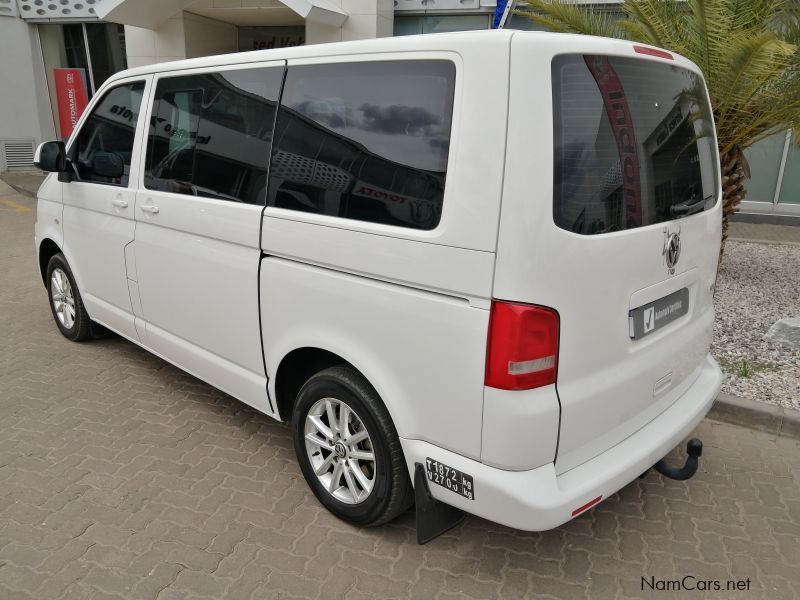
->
[0,0,795,216]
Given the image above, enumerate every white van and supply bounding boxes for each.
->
[34,30,723,541]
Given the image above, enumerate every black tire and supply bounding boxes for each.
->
[292,366,413,527]
[45,253,93,342]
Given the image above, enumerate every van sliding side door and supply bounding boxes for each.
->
[132,61,285,415]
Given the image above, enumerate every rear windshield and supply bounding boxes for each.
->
[552,54,719,235]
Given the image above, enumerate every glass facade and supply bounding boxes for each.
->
[743,133,786,203]
[39,22,127,138]
[744,131,798,208]
[85,23,128,91]
[776,134,799,204]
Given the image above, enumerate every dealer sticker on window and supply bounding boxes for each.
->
[425,458,474,500]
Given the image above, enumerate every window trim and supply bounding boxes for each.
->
[66,76,150,189]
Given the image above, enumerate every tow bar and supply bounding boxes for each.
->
[652,438,703,480]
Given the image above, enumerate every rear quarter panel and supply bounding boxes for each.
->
[260,254,491,459]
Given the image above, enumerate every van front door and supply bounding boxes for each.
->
[62,78,150,342]
[132,63,285,414]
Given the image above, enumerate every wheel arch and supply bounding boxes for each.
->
[270,344,404,437]
[38,238,63,286]
[273,347,351,421]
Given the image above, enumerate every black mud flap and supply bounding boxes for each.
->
[651,438,703,481]
[414,463,466,544]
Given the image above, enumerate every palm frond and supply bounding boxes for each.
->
[619,0,688,54]
[714,32,795,129]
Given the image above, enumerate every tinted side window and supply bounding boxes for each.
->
[71,82,145,186]
[267,60,456,230]
[145,67,283,204]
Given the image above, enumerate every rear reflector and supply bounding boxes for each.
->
[633,45,673,60]
[572,495,603,517]
[485,300,559,390]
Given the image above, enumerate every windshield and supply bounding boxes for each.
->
[552,54,719,235]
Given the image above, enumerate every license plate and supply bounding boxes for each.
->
[425,458,474,500]
[629,287,689,340]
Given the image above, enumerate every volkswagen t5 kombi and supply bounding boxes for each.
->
[34,30,723,537]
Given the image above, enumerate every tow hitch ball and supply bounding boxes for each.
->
[651,438,703,481]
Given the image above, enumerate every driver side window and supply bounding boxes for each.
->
[70,81,145,186]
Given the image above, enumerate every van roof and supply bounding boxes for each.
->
[112,29,523,82]
[109,29,702,86]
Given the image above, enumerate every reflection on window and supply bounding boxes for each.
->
[145,67,283,204]
[552,55,719,234]
[71,82,144,186]
[267,60,456,230]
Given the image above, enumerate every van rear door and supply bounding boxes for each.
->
[495,35,722,473]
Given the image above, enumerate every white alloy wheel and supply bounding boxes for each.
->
[50,267,76,329]
[304,397,376,504]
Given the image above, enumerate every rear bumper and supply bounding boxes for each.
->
[400,353,722,531]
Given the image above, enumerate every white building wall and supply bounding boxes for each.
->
[306,0,392,44]
[125,12,250,67]
[184,12,237,58]
[0,16,55,169]
[124,14,188,68]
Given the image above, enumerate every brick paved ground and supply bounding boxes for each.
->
[1,185,799,600]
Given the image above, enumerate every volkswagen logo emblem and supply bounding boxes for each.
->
[665,232,681,270]
[334,441,347,459]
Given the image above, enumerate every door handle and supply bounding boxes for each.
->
[140,204,160,214]
[112,198,128,208]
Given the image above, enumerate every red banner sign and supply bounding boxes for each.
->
[54,68,89,139]
[584,56,642,229]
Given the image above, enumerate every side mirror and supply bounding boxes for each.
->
[34,141,67,172]
[91,152,125,179]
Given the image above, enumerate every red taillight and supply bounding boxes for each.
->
[485,300,559,390]
[633,45,673,60]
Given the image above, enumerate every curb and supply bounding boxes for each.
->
[708,392,800,439]
[728,237,800,247]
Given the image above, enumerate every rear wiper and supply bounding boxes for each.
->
[670,194,713,217]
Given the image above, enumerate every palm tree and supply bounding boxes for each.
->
[518,0,800,242]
